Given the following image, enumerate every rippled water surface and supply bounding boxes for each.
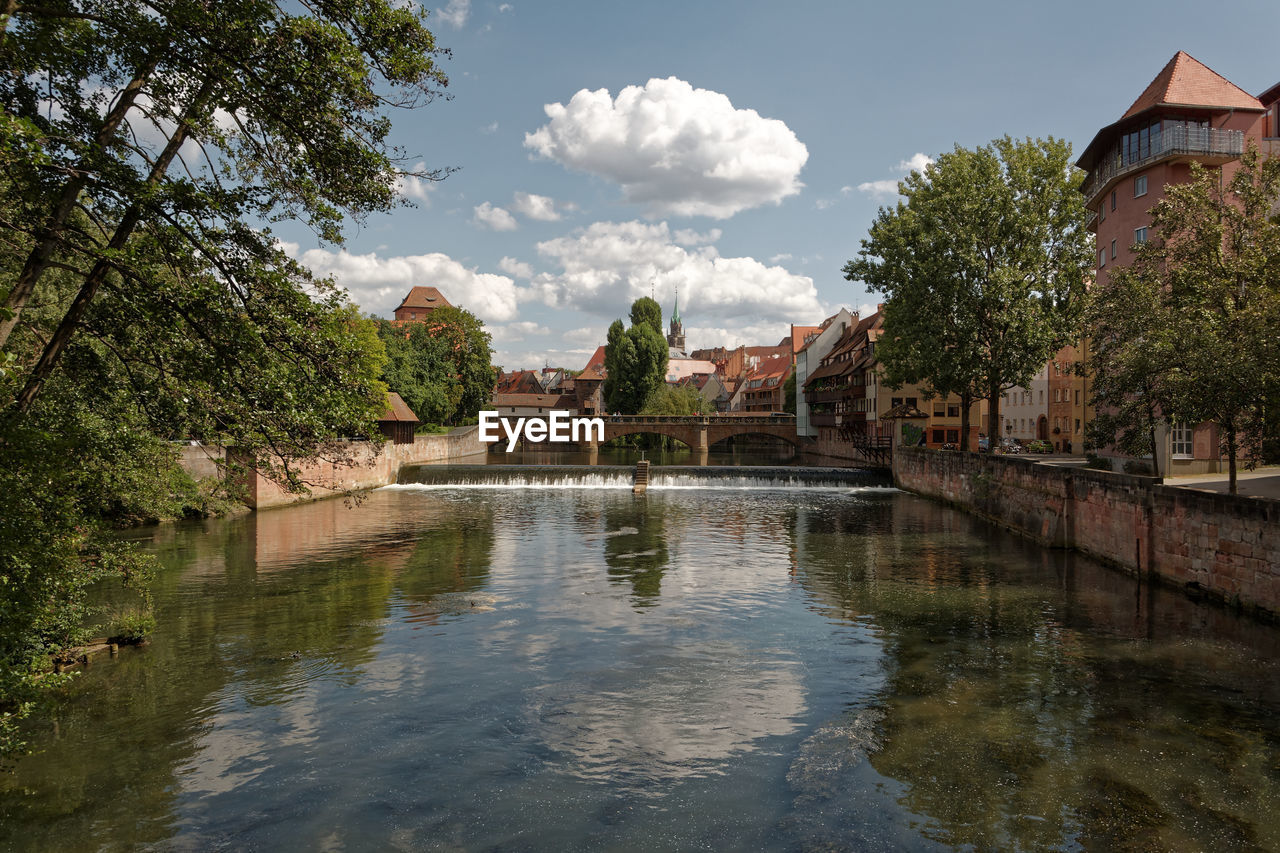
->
[3,470,1279,851]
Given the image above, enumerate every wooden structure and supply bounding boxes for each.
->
[378,392,420,444]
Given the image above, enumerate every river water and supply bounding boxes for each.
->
[2,460,1279,851]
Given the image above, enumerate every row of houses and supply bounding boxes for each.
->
[800,51,1279,476]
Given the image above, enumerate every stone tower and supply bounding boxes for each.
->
[666,290,686,352]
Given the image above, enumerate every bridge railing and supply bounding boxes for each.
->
[603,414,796,426]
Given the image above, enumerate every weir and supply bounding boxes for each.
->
[393,464,893,491]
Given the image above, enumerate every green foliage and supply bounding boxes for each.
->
[376,306,495,426]
[1089,150,1280,491]
[604,300,669,414]
[782,373,797,415]
[845,136,1093,450]
[642,384,705,416]
[0,0,449,761]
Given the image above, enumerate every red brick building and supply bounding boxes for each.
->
[393,286,451,326]
[1077,52,1280,472]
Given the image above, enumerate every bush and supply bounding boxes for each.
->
[1085,455,1113,471]
[1122,459,1154,475]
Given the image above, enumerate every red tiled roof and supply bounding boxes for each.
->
[396,286,452,311]
[492,393,575,409]
[380,391,419,423]
[789,325,822,354]
[1122,51,1263,119]
[578,362,606,381]
[583,345,607,372]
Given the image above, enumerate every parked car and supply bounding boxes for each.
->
[977,434,990,452]
[1026,439,1053,454]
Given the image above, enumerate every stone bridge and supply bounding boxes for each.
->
[588,414,803,451]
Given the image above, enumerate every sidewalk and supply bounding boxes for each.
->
[1163,466,1280,500]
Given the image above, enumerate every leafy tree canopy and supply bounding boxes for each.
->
[1088,150,1280,491]
[376,307,495,426]
[604,299,668,414]
[844,136,1093,450]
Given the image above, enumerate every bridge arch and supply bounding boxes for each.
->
[601,426,695,448]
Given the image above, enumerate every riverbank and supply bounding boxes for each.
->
[178,427,488,509]
[892,447,1280,620]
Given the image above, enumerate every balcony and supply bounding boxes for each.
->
[806,388,846,405]
[1081,125,1244,204]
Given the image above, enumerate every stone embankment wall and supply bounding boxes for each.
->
[893,448,1279,619]
[180,428,487,510]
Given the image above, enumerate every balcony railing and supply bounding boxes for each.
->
[1081,125,1244,203]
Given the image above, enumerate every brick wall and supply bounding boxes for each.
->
[227,427,487,509]
[893,447,1279,619]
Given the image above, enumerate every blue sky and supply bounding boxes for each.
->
[277,0,1280,371]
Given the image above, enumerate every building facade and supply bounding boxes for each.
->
[1077,51,1280,473]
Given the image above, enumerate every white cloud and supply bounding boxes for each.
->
[530,220,825,331]
[856,152,935,200]
[481,121,499,134]
[524,77,808,219]
[563,326,605,345]
[855,179,901,200]
[897,152,934,173]
[671,227,721,246]
[472,201,518,231]
[395,161,434,203]
[511,191,561,221]
[435,0,469,28]
[498,2,512,10]
[769,253,792,263]
[685,322,792,351]
[289,247,522,324]
[498,256,534,279]
[491,320,551,344]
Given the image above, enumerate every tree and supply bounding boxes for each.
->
[844,137,1093,451]
[643,383,704,416]
[1089,151,1280,493]
[376,307,495,426]
[603,297,668,414]
[782,372,797,415]
[1,0,449,407]
[0,0,450,758]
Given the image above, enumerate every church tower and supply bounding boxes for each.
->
[666,289,686,352]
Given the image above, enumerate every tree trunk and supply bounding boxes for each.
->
[1226,424,1238,496]
[958,392,972,451]
[13,81,213,413]
[988,381,1002,453]
[0,59,160,350]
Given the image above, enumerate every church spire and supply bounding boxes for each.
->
[672,287,681,323]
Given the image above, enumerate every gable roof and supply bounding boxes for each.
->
[396,286,451,311]
[1123,51,1263,119]
[381,391,419,423]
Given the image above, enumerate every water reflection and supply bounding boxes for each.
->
[602,499,669,605]
[0,482,1277,852]
[793,495,1280,851]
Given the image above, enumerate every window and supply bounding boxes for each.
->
[932,429,945,443]
[946,429,959,444]
[1099,249,1106,268]
[906,397,918,408]
[1135,226,1148,244]
[1134,175,1148,197]
[1111,239,1117,260]
[947,404,960,417]
[1039,390,1044,404]
[1075,390,1081,405]
[1100,204,1106,222]
[1074,418,1081,434]
[890,397,902,408]
[1111,190,1117,211]
[934,403,945,417]
[1171,423,1193,459]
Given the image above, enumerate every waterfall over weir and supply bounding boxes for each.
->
[388,465,895,492]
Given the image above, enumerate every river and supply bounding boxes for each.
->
[2,457,1278,851]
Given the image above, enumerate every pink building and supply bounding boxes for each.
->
[1077,52,1280,473]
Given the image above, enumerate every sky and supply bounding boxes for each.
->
[275,0,1280,372]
